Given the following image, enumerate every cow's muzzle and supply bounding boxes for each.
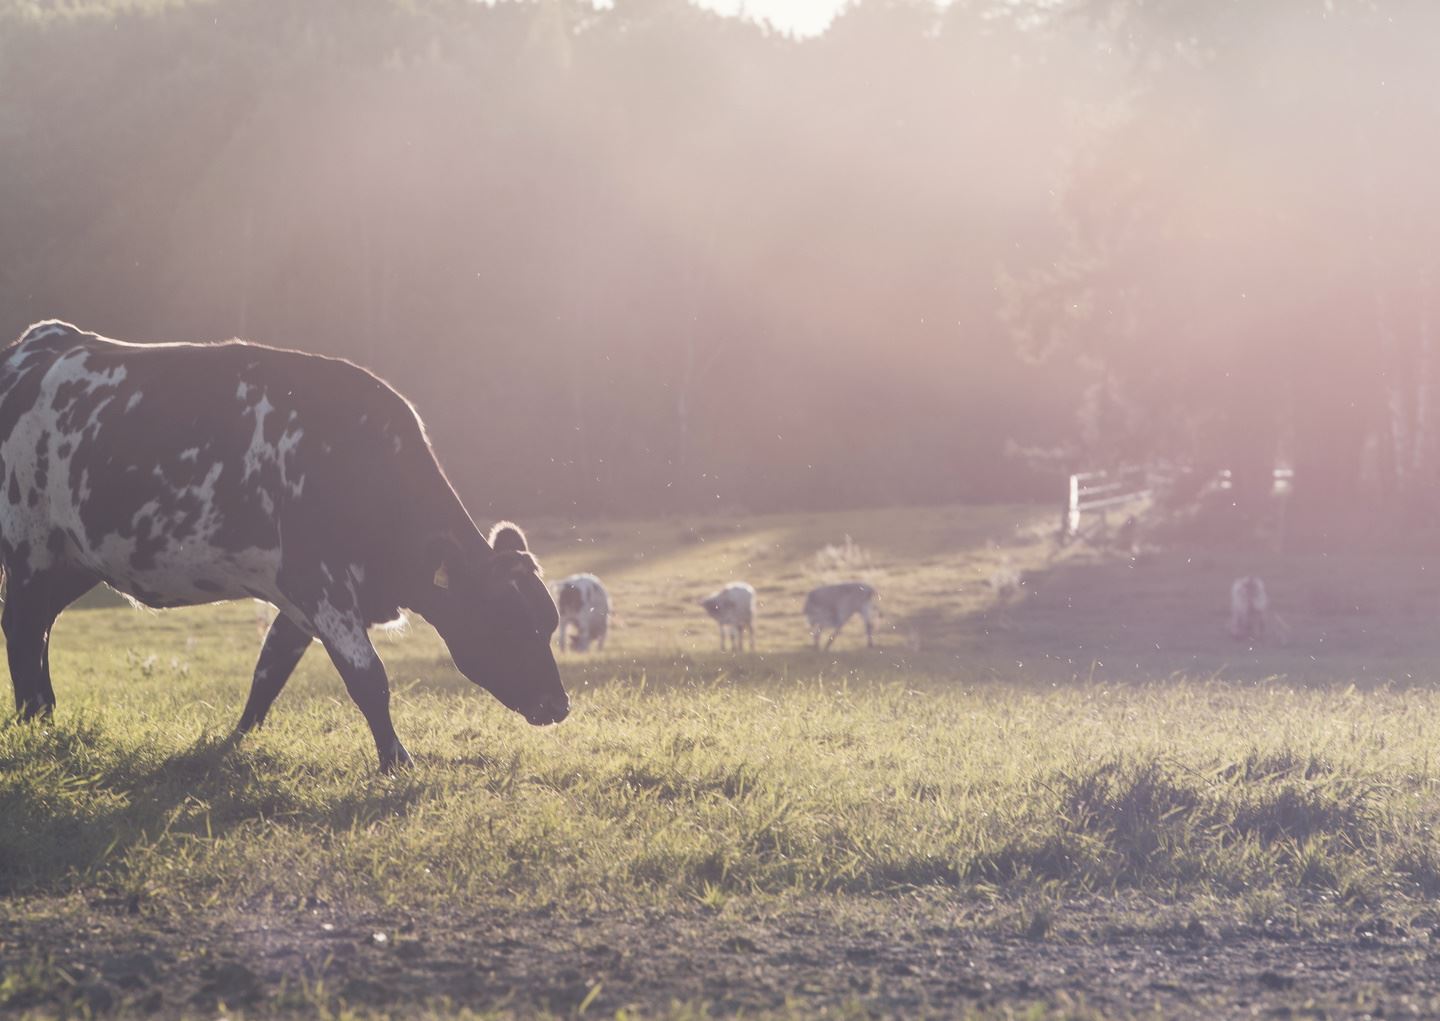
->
[525,695,570,726]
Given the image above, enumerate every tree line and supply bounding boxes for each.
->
[1,0,1432,533]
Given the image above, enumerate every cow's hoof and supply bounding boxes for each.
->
[379,742,414,773]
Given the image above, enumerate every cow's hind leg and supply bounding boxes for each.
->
[5,568,96,719]
[236,613,313,733]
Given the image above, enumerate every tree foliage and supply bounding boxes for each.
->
[0,0,1095,517]
[1010,0,1440,526]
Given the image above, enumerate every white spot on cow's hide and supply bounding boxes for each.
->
[51,351,127,394]
[179,447,199,462]
[313,595,376,669]
[125,391,143,412]
[392,434,403,454]
[80,395,117,437]
[237,381,251,401]
[277,427,304,497]
[242,394,275,481]
[27,323,70,343]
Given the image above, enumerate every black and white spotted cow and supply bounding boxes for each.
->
[553,573,609,652]
[0,320,568,769]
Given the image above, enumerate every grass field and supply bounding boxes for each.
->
[7,504,1440,1018]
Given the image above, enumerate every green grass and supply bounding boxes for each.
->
[6,503,1440,1018]
[7,659,1440,912]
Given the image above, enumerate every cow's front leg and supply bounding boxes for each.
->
[312,601,408,766]
[330,644,410,771]
[310,606,409,770]
[237,613,313,733]
[282,565,410,770]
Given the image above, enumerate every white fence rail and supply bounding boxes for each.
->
[1062,465,1295,539]
[1063,467,1153,537]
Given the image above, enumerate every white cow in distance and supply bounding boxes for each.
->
[1229,575,1268,642]
[554,574,610,652]
[700,582,756,652]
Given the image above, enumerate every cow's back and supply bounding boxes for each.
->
[705,583,754,626]
[805,582,874,625]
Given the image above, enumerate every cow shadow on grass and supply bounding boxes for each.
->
[0,718,426,897]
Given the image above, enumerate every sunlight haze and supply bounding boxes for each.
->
[691,0,849,36]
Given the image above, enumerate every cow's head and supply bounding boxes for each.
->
[419,522,568,726]
[556,582,584,617]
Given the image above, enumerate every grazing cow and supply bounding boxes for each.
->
[1229,575,1268,642]
[554,573,609,652]
[804,582,878,651]
[699,582,755,652]
[0,320,568,770]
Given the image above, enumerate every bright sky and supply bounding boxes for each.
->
[690,0,852,38]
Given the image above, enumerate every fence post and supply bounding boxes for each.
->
[1065,473,1080,537]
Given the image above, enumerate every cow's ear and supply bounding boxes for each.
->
[489,521,528,553]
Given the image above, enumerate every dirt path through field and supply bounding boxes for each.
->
[4,897,1439,1018]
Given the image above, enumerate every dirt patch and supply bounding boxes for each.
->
[4,897,1440,1018]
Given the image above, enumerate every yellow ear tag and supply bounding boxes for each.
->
[433,563,450,590]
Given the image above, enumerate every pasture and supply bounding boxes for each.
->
[6,504,1440,1018]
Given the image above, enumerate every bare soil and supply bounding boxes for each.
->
[5,896,1440,1019]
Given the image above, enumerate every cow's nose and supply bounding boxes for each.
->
[527,695,570,726]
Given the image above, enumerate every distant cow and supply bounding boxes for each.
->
[700,582,755,651]
[1230,575,1268,641]
[0,321,568,770]
[554,573,609,652]
[804,582,878,651]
